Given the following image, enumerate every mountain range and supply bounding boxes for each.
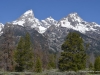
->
[0,10,100,55]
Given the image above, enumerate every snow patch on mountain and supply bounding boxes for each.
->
[12,10,34,26]
[0,23,4,35]
[24,9,33,16]
[68,12,83,22]
[44,16,58,26]
[41,16,58,27]
[12,10,45,33]
[12,10,58,33]
[38,26,46,33]
[11,10,100,34]
[13,21,25,26]
[59,12,100,33]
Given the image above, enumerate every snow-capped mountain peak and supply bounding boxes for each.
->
[59,13,100,33]
[67,12,83,22]
[12,10,47,33]
[23,9,33,16]
[0,23,4,26]
[45,16,58,25]
[12,10,34,26]
[40,17,58,32]
[42,16,58,26]
[11,10,100,34]
[46,16,54,20]
[69,12,78,16]
[20,9,34,20]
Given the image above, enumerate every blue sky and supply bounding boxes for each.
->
[0,0,100,24]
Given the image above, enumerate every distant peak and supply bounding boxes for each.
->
[23,9,34,17]
[12,9,35,26]
[67,12,83,22]
[24,9,33,14]
[71,12,78,14]
[46,16,55,20]
[0,23,4,26]
[48,16,53,19]
[16,9,34,21]
[68,12,78,17]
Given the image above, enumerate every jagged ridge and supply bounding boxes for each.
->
[0,9,100,53]
[10,10,100,34]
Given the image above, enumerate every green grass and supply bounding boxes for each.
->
[0,69,100,75]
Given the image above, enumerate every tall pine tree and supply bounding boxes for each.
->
[14,37,25,72]
[58,32,86,71]
[14,32,34,72]
[94,56,100,71]
[34,56,42,72]
[24,32,34,71]
[47,54,56,69]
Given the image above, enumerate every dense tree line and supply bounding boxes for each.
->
[0,28,56,72]
[1,28,100,72]
[14,32,56,72]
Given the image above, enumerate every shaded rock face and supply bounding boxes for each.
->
[44,24,100,55]
[0,23,49,53]
[2,22,100,55]
[43,13,100,54]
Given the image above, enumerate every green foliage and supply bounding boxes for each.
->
[24,32,34,70]
[0,71,87,75]
[47,54,56,69]
[35,56,42,73]
[94,56,100,71]
[14,37,25,72]
[58,32,86,71]
[14,32,34,72]
[89,62,93,70]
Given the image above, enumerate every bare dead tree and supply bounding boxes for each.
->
[1,24,15,71]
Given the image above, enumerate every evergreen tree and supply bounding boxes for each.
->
[14,32,34,72]
[58,32,86,71]
[24,32,34,70]
[89,62,93,70]
[14,37,25,72]
[94,56,100,71]
[47,54,56,69]
[35,56,42,72]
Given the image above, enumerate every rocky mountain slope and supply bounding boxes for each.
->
[12,10,58,33]
[0,10,100,54]
[44,12,100,54]
[0,23,49,52]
